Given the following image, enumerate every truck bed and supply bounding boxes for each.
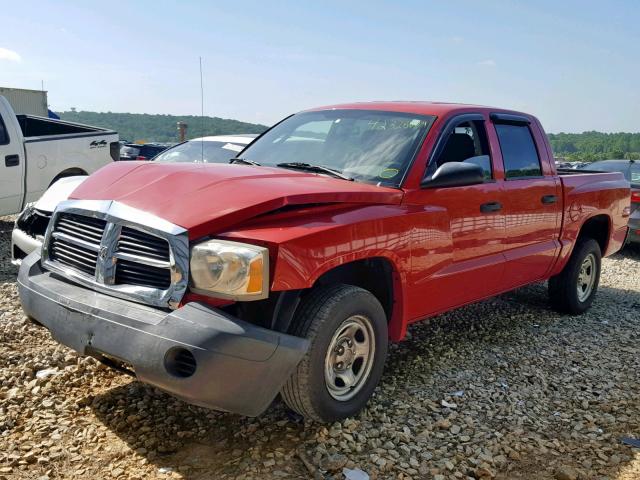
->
[16,114,115,140]
[556,169,630,259]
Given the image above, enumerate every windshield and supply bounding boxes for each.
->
[586,161,640,183]
[239,109,435,186]
[154,140,247,163]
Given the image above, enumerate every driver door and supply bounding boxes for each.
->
[407,114,506,317]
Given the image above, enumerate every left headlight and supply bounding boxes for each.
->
[189,239,269,300]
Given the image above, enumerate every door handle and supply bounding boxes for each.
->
[5,154,19,167]
[480,201,502,213]
[541,195,557,205]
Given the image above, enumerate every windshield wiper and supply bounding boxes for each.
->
[276,162,353,181]
[230,158,261,166]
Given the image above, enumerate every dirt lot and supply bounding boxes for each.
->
[1,215,639,480]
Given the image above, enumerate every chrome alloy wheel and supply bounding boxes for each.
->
[577,253,597,302]
[324,315,376,401]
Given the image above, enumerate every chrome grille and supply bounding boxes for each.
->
[42,200,189,309]
[49,213,106,276]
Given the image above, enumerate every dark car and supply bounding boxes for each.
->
[119,143,172,161]
[136,143,172,160]
[579,160,640,244]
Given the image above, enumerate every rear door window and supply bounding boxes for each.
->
[495,124,542,179]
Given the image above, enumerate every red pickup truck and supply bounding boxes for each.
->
[18,102,630,422]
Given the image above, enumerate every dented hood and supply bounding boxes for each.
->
[70,162,403,239]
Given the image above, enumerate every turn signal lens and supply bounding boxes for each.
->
[246,257,264,294]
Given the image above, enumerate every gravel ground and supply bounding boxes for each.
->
[1,214,639,480]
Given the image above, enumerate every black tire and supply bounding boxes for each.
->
[549,238,601,314]
[281,284,388,422]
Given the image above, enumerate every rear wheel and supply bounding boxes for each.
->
[281,284,388,422]
[549,238,601,314]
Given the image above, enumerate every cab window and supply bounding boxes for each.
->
[434,120,492,179]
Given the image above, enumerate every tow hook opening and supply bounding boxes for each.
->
[164,347,197,378]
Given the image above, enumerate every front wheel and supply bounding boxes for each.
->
[281,284,388,422]
[549,238,602,314]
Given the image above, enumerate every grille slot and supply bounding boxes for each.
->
[117,226,170,261]
[115,259,172,289]
[115,227,171,289]
[49,213,106,276]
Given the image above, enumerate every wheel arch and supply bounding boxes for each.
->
[576,213,611,254]
[308,256,407,342]
[49,168,88,187]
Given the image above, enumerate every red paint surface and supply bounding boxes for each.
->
[69,103,631,341]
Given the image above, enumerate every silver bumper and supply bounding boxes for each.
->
[11,227,42,266]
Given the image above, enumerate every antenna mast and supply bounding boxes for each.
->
[199,57,204,162]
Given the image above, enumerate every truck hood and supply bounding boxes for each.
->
[70,162,403,239]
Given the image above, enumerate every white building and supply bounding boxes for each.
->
[0,87,48,116]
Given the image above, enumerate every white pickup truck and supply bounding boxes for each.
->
[0,95,118,216]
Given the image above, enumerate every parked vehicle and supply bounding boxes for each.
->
[11,135,257,263]
[119,143,141,160]
[18,102,630,422]
[0,96,118,216]
[135,143,172,160]
[577,160,639,244]
[153,134,257,163]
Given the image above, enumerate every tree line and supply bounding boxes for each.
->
[59,111,640,162]
[58,111,268,143]
[548,131,640,161]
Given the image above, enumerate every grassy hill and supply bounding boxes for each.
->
[58,111,268,143]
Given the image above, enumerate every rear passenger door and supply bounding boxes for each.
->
[490,114,562,288]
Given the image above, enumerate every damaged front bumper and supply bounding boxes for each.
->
[17,253,309,417]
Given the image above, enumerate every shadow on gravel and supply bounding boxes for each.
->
[89,383,309,479]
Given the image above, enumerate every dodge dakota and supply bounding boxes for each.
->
[18,102,630,422]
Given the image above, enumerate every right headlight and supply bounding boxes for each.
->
[189,239,269,300]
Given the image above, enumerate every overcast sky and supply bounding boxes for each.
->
[1,0,639,132]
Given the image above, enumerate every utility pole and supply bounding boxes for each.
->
[177,122,187,142]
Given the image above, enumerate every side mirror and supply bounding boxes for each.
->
[421,162,485,188]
